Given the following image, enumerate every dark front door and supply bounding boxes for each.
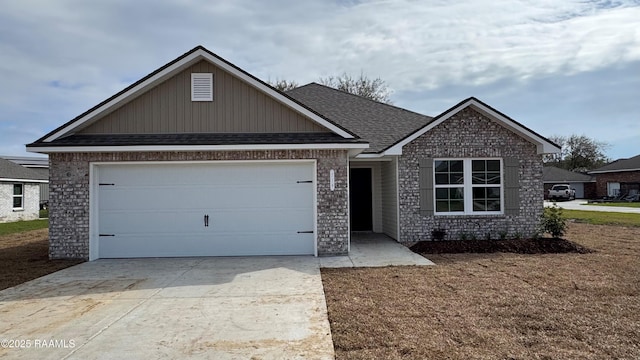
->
[350,168,373,231]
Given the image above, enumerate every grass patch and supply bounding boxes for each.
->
[0,219,49,236]
[39,209,49,218]
[563,209,640,227]
[583,202,640,208]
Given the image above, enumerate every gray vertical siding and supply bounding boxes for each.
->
[380,157,398,240]
[39,183,49,202]
[78,61,327,134]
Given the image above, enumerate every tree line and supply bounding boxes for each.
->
[268,72,393,104]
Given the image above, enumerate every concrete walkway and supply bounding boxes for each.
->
[545,199,640,214]
[0,257,334,360]
[320,233,435,268]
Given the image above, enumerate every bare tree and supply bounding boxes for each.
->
[267,79,299,92]
[543,134,610,171]
[319,72,393,104]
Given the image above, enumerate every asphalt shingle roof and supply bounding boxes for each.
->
[287,83,432,153]
[27,133,366,147]
[0,158,48,181]
[543,166,594,183]
[590,154,640,173]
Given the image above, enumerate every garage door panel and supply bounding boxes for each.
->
[96,162,315,258]
[100,208,312,234]
[99,210,207,234]
[209,208,313,232]
[99,188,213,211]
[98,233,314,258]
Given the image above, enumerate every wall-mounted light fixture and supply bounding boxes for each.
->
[330,169,335,191]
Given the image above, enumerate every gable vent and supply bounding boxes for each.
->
[191,73,213,101]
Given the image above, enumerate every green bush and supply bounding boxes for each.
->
[540,204,567,238]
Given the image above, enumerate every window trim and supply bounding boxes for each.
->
[433,158,504,216]
[12,183,24,210]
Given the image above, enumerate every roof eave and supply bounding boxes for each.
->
[0,177,48,183]
[589,168,640,174]
[26,143,369,154]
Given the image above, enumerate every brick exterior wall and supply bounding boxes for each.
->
[0,183,40,223]
[398,107,544,241]
[594,170,640,198]
[49,150,349,259]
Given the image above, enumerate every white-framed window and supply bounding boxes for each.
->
[12,183,24,210]
[434,158,503,215]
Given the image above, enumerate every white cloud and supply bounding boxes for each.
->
[0,0,638,158]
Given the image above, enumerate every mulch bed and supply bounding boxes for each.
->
[410,237,593,254]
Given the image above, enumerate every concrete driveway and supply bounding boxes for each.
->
[544,199,640,213]
[0,257,333,359]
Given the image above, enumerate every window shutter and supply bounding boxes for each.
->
[191,73,213,101]
[504,158,520,215]
[419,158,434,216]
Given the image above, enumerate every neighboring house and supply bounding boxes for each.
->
[589,154,640,198]
[0,158,48,222]
[1,155,50,208]
[26,46,559,260]
[543,166,595,199]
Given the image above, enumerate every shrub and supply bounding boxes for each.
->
[498,230,508,240]
[540,204,567,238]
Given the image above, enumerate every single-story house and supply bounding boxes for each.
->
[27,46,560,260]
[1,155,50,208]
[543,166,596,199]
[0,158,48,222]
[589,154,640,198]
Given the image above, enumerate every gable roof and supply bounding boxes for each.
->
[286,83,432,154]
[0,158,48,182]
[543,166,595,183]
[589,154,640,174]
[29,46,357,148]
[385,97,561,156]
[1,155,48,168]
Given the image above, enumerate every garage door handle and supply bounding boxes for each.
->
[204,214,209,227]
[297,230,313,234]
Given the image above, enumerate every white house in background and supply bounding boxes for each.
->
[1,155,49,208]
[0,158,48,222]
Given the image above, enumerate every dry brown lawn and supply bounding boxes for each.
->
[0,229,83,291]
[322,223,640,359]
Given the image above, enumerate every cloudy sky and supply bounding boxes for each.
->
[1,0,638,160]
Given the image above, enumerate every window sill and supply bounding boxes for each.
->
[435,212,504,217]
[12,208,24,212]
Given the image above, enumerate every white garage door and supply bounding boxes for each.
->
[95,162,315,258]
[569,182,584,199]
